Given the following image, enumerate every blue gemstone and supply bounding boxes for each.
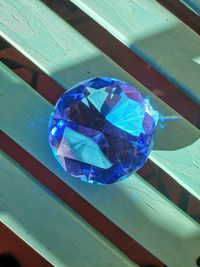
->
[48,77,159,184]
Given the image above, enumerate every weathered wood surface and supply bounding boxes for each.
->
[71,0,200,104]
[0,151,136,267]
[1,63,200,267]
[0,0,199,200]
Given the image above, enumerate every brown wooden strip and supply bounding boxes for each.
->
[0,223,53,267]
[156,0,200,35]
[40,1,200,128]
[1,45,199,222]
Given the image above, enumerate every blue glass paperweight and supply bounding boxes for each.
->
[48,77,159,184]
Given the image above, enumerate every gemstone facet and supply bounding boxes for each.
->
[48,77,159,184]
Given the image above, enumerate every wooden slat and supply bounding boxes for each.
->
[180,0,200,15]
[0,0,199,200]
[156,0,200,35]
[1,131,164,267]
[0,151,136,267]
[70,0,200,105]
[1,64,200,267]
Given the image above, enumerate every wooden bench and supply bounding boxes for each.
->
[0,0,200,266]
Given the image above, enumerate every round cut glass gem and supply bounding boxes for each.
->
[48,77,159,184]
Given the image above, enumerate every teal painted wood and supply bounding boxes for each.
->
[0,0,200,196]
[0,151,136,267]
[0,0,199,200]
[71,0,200,105]
[1,0,200,201]
[180,0,200,15]
[1,64,200,267]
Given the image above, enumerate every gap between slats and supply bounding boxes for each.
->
[43,0,200,129]
[3,59,198,262]
[69,0,200,105]
[1,44,199,223]
[0,0,199,201]
[0,150,139,267]
[0,131,164,267]
[0,1,199,266]
[180,0,200,15]
[156,0,200,34]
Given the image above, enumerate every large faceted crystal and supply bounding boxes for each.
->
[48,77,159,184]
